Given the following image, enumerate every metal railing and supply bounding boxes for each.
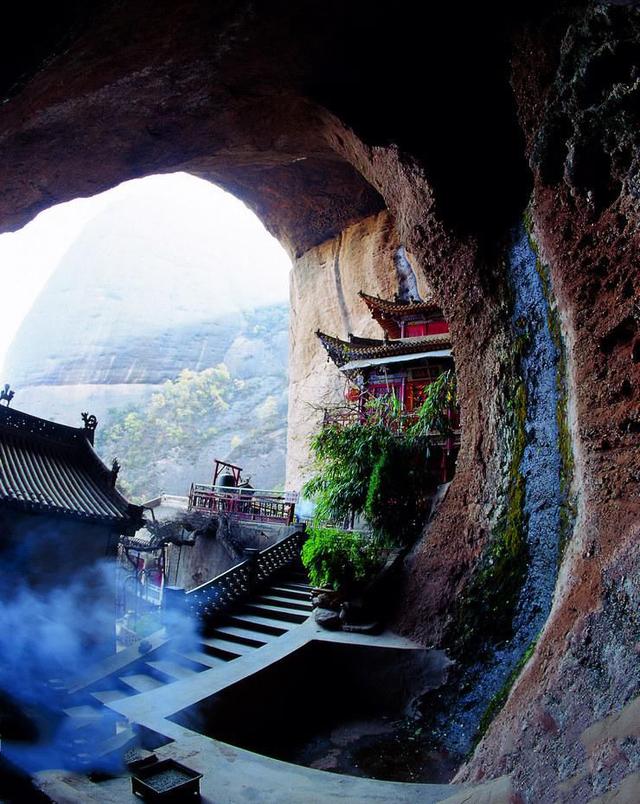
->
[188,483,298,524]
[180,529,306,623]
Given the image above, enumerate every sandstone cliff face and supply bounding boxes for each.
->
[286,210,430,490]
[0,3,639,800]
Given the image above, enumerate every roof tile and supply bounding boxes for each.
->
[317,330,451,368]
[0,406,135,524]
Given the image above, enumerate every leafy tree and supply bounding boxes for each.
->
[364,440,432,543]
[302,418,393,527]
[97,366,237,501]
[303,371,457,544]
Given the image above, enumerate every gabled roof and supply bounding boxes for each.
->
[358,291,445,338]
[0,405,142,527]
[358,291,442,317]
[316,330,452,369]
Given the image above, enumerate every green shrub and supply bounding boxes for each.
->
[301,527,382,592]
[364,440,432,543]
[302,420,393,526]
[303,374,457,543]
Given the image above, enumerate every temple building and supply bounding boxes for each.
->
[317,291,459,483]
[317,291,454,414]
[0,397,144,655]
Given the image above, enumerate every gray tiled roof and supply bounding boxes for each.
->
[0,406,137,524]
[316,331,452,368]
[358,290,441,316]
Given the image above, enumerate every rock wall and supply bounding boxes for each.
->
[165,519,296,591]
[1,3,639,800]
[286,210,431,490]
[457,6,640,796]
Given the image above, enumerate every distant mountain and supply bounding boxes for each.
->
[3,176,290,498]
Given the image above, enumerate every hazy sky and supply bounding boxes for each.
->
[0,173,291,369]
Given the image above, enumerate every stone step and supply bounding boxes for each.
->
[286,572,311,584]
[224,613,290,635]
[242,602,309,623]
[278,581,313,592]
[208,624,273,647]
[257,593,313,611]
[145,659,202,681]
[285,567,309,576]
[94,725,138,760]
[268,585,312,602]
[68,630,169,695]
[62,705,106,731]
[199,635,253,657]
[178,649,230,668]
[90,688,131,705]
[63,704,104,721]
[119,673,165,694]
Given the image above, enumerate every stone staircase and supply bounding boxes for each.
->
[61,570,313,769]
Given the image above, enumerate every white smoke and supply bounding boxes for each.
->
[0,540,199,777]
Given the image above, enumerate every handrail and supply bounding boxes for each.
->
[190,483,298,502]
[187,555,251,597]
[180,528,306,623]
[321,408,462,442]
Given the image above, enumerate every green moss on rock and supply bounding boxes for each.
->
[450,372,528,659]
[474,635,538,746]
[525,214,576,561]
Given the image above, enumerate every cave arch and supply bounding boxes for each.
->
[1,2,640,801]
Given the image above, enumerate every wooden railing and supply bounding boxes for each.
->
[322,406,361,427]
[181,529,306,623]
[322,405,461,446]
[188,483,297,524]
[322,403,461,436]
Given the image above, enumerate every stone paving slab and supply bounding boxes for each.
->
[34,621,514,803]
[35,744,513,804]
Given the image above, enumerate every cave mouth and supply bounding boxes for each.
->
[0,171,293,501]
[169,640,461,784]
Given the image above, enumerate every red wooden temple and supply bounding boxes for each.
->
[316,290,460,483]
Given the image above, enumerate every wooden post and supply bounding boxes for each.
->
[242,547,260,595]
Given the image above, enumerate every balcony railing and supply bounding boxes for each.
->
[322,406,361,427]
[188,483,298,524]
[322,404,461,443]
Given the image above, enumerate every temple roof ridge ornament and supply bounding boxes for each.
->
[81,411,98,445]
[111,457,121,487]
[0,383,14,407]
[358,290,441,315]
[81,411,98,430]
